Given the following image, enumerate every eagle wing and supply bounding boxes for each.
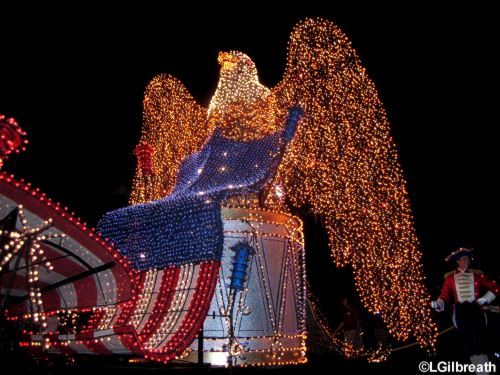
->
[129,74,212,204]
[273,18,436,347]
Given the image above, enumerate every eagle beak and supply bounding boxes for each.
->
[218,52,237,71]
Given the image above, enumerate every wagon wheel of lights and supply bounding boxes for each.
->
[0,173,134,348]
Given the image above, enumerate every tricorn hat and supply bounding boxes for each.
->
[445,247,473,263]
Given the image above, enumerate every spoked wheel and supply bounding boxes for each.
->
[0,173,134,345]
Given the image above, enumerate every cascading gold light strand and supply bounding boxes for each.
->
[269,18,437,349]
[128,18,437,350]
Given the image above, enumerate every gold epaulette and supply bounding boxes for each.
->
[444,270,456,279]
[443,269,483,279]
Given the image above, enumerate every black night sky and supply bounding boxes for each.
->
[1,6,498,373]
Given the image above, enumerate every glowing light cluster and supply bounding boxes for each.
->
[208,51,278,141]
[56,310,81,333]
[0,114,28,169]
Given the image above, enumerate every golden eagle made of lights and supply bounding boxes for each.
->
[129,18,437,349]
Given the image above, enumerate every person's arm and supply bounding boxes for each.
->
[353,308,360,333]
[334,321,344,333]
[438,275,453,303]
[432,275,453,311]
[476,273,499,305]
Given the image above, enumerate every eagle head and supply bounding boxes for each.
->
[208,51,269,118]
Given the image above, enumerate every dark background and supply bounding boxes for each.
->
[1,5,498,373]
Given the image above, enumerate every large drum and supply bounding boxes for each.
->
[184,206,307,366]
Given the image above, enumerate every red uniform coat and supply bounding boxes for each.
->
[439,268,499,305]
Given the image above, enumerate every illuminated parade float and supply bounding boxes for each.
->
[0,18,437,367]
